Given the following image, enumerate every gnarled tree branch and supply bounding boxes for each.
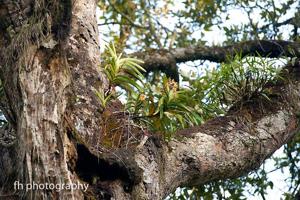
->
[133,40,300,77]
[128,64,300,199]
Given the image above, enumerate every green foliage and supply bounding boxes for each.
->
[126,76,202,139]
[172,55,283,123]
[203,55,282,108]
[104,43,145,93]
[97,0,225,50]
[94,88,113,108]
[98,0,298,50]
[96,44,203,139]
[97,44,283,143]
[94,43,145,107]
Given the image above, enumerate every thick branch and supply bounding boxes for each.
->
[129,65,300,199]
[133,40,300,74]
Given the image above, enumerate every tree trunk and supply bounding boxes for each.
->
[0,1,300,200]
[0,0,107,199]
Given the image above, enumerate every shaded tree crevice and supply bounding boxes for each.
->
[75,144,143,195]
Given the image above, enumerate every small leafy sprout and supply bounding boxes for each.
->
[95,43,145,108]
[104,43,145,93]
[94,88,113,108]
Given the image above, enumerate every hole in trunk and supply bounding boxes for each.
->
[75,144,133,192]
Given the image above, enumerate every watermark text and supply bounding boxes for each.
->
[14,181,89,192]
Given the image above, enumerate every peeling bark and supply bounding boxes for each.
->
[0,1,299,200]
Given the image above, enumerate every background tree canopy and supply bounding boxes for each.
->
[97,0,300,199]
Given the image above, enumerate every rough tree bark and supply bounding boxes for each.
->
[0,1,299,200]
